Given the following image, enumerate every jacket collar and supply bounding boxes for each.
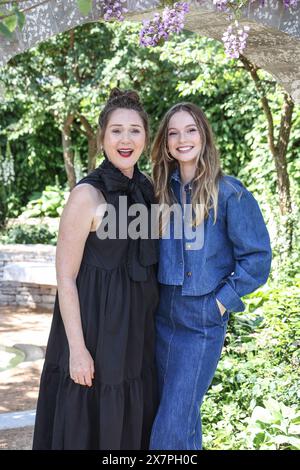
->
[170,166,193,191]
[170,166,181,184]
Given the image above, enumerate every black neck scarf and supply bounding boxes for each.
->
[77,158,158,282]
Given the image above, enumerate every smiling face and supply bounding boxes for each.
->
[103,108,146,173]
[167,110,202,165]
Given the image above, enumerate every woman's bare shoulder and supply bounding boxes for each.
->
[70,183,105,203]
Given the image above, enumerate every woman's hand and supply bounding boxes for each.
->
[216,298,226,316]
[69,346,95,387]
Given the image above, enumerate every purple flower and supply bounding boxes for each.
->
[213,0,231,13]
[139,2,190,48]
[100,0,299,52]
[212,0,299,60]
[222,21,250,59]
[102,0,128,22]
[283,0,299,7]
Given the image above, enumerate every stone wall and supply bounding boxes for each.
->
[0,245,56,311]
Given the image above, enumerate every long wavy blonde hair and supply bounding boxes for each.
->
[152,103,223,235]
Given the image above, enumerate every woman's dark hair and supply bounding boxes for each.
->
[97,88,150,153]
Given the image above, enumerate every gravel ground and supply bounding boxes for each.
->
[0,306,52,450]
[0,426,34,450]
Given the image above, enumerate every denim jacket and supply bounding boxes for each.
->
[157,168,272,312]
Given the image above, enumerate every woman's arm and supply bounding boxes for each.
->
[56,183,102,387]
[215,187,272,313]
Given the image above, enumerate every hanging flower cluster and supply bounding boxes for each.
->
[222,21,250,58]
[212,0,299,58]
[283,0,299,6]
[0,1,299,60]
[137,0,299,58]
[102,0,128,22]
[139,2,190,47]
[213,0,231,12]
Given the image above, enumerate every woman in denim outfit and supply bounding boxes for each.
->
[149,103,272,450]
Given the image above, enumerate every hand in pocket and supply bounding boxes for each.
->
[216,298,226,317]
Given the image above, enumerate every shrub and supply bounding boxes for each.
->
[0,224,57,245]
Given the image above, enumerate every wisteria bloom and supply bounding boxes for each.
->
[139,2,190,47]
[102,0,128,22]
[283,0,299,7]
[95,0,299,60]
[222,21,250,59]
[213,0,231,12]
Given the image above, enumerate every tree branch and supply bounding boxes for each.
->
[239,54,276,157]
[276,92,294,157]
[69,29,81,84]
[77,114,95,139]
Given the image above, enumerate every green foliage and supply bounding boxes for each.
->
[0,2,90,38]
[0,185,6,227]
[21,184,69,218]
[0,224,57,245]
[246,398,300,450]
[0,18,299,450]
[3,21,296,206]
[77,0,93,16]
[201,282,300,450]
[0,7,25,38]
[0,22,116,211]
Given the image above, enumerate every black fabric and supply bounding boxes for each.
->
[76,158,158,282]
[32,160,159,450]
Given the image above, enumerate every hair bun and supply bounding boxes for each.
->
[124,90,140,104]
[108,87,141,105]
[108,87,123,100]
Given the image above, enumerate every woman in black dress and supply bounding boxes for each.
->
[32,89,159,450]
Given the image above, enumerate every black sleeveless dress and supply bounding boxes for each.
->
[32,159,159,450]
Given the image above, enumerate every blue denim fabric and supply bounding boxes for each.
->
[149,285,229,450]
[150,169,272,450]
[157,168,272,312]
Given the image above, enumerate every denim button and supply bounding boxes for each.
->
[186,271,192,277]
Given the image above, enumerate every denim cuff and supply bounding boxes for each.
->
[215,282,245,313]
